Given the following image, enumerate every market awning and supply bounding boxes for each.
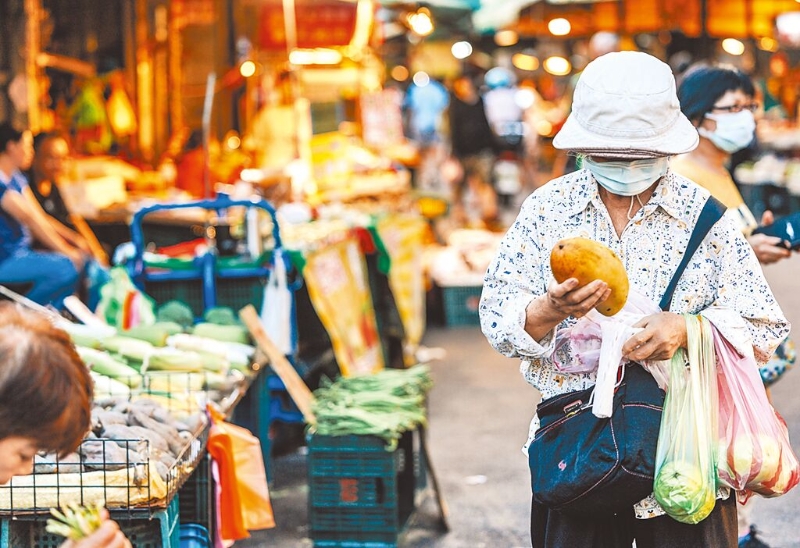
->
[515,0,800,39]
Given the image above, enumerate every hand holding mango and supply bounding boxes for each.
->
[549,238,686,361]
[549,237,629,316]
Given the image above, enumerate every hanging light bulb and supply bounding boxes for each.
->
[451,41,473,60]
[407,8,434,37]
[512,52,540,72]
[543,56,571,76]
[239,60,256,78]
[721,38,745,56]
[548,18,571,36]
[412,71,431,87]
[494,30,519,47]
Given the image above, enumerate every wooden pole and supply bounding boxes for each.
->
[240,305,316,424]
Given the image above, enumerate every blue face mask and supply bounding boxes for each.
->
[698,110,756,154]
[583,156,670,196]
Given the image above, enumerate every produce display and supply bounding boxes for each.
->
[311,365,432,450]
[0,303,259,514]
[550,237,630,316]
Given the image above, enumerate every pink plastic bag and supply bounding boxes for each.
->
[714,326,800,497]
[551,290,671,419]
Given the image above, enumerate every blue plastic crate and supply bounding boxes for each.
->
[1,497,180,548]
[441,285,483,327]
[179,523,210,548]
[307,431,416,548]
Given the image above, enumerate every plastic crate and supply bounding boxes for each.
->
[178,454,213,535]
[1,497,180,548]
[307,431,416,548]
[144,276,265,318]
[179,524,210,548]
[441,285,483,327]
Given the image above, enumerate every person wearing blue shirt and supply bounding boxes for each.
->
[0,122,82,308]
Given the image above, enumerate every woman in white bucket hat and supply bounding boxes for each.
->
[480,51,789,547]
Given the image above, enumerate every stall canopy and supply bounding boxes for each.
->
[516,0,800,39]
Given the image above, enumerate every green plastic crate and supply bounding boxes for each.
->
[1,497,180,548]
[307,431,416,548]
[441,285,483,327]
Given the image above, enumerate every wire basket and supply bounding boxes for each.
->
[1,496,181,548]
[0,411,209,518]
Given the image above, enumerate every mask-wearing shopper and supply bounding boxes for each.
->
[698,110,756,154]
[480,51,789,548]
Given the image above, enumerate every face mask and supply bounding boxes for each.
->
[698,110,756,153]
[583,156,670,196]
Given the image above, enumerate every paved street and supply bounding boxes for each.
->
[243,253,800,548]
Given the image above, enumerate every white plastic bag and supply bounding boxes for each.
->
[260,250,293,356]
[553,290,671,418]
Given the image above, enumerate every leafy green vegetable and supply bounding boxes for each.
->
[46,502,104,540]
[310,365,432,450]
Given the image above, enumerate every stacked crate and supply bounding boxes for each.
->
[307,430,417,547]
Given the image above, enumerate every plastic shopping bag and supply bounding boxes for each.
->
[206,406,275,545]
[653,314,718,524]
[714,327,800,497]
[260,249,293,356]
[552,290,671,417]
[95,266,156,329]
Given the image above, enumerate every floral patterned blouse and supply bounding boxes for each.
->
[479,167,790,518]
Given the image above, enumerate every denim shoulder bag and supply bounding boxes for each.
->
[528,196,726,516]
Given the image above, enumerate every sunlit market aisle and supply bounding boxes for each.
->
[239,325,535,547]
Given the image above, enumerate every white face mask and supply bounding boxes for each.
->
[583,156,670,196]
[698,110,756,154]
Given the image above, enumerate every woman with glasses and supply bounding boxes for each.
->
[675,63,793,548]
[674,64,790,265]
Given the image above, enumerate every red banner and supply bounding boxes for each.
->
[259,1,357,50]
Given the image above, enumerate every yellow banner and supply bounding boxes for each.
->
[374,214,428,365]
[303,237,384,376]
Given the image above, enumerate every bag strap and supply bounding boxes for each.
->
[658,196,726,311]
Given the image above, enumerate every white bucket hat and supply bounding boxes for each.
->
[553,51,698,158]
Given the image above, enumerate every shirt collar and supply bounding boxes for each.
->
[567,167,687,221]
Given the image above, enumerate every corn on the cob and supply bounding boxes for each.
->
[99,336,155,366]
[121,325,170,346]
[90,371,131,397]
[146,347,206,373]
[59,322,112,349]
[77,347,142,388]
[192,322,250,344]
[145,371,205,393]
[168,334,250,371]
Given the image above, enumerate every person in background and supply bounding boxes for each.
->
[403,77,449,190]
[447,74,498,228]
[480,51,788,548]
[0,302,131,547]
[0,122,82,308]
[28,132,109,266]
[675,63,794,548]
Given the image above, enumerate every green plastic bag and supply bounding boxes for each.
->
[653,314,719,524]
[96,267,156,329]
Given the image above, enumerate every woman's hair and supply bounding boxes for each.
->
[677,64,756,124]
[0,122,24,155]
[0,302,92,456]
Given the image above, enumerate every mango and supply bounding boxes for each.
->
[549,237,629,316]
